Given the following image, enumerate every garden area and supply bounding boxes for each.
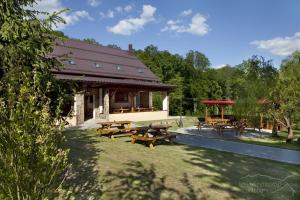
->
[56,129,300,200]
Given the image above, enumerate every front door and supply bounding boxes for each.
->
[139,92,149,108]
[84,95,94,120]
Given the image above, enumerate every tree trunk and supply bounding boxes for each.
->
[286,127,294,143]
[284,116,293,143]
[271,120,278,137]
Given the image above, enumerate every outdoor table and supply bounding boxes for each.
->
[213,123,227,135]
[131,124,175,149]
[149,124,172,134]
[97,121,135,139]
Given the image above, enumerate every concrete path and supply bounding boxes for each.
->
[174,134,300,165]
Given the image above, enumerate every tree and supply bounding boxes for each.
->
[185,50,210,71]
[0,1,69,199]
[167,74,184,115]
[83,38,101,46]
[269,51,300,142]
[107,44,121,49]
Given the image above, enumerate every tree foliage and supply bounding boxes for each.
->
[82,38,102,46]
[268,51,300,141]
[135,46,279,118]
[0,0,70,199]
[107,44,121,49]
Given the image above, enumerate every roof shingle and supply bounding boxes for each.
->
[51,39,159,81]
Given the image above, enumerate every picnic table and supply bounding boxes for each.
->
[207,118,230,126]
[233,120,247,136]
[97,121,137,139]
[131,124,176,149]
[213,123,227,135]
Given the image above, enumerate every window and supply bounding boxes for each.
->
[95,63,102,68]
[116,65,123,71]
[138,68,143,73]
[68,59,76,65]
[115,91,128,103]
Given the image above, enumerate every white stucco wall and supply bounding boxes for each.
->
[108,111,168,122]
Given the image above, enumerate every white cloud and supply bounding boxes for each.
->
[124,5,133,12]
[88,0,101,7]
[251,32,300,56]
[180,9,192,16]
[161,14,209,36]
[101,4,133,19]
[27,0,93,30]
[108,5,156,36]
[115,6,123,13]
[115,4,134,13]
[100,9,114,18]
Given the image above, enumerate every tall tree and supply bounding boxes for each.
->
[83,38,101,46]
[107,44,121,49]
[185,50,210,71]
[0,0,69,199]
[269,51,300,142]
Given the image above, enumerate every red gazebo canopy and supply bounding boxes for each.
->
[201,100,236,105]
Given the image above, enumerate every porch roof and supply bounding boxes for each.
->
[55,74,175,91]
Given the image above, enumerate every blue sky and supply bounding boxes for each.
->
[32,0,300,68]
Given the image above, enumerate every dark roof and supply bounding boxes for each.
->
[51,39,159,81]
[201,100,236,105]
[55,74,175,91]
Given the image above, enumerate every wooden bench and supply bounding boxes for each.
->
[131,133,176,149]
[135,107,155,112]
[97,121,136,139]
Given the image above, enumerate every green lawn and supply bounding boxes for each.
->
[239,130,300,151]
[56,129,300,200]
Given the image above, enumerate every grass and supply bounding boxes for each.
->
[238,130,300,151]
[56,128,300,200]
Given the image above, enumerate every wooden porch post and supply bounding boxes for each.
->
[103,89,110,115]
[149,91,153,108]
[99,88,103,114]
[130,95,134,112]
[162,91,169,112]
[74,92,85,125]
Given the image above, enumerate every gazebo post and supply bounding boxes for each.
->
[221,106,224,120]
[205,106,208,123]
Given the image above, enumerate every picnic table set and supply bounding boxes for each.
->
[196,118,247,135]
[97,121,176,149]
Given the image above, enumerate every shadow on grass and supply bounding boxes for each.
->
[54,129,103,199]
[182,145,300,200]
[102,161,207,200]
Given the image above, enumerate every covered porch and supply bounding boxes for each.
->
[58,74,174,126]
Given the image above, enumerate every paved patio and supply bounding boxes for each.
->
[174,132,300,165]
